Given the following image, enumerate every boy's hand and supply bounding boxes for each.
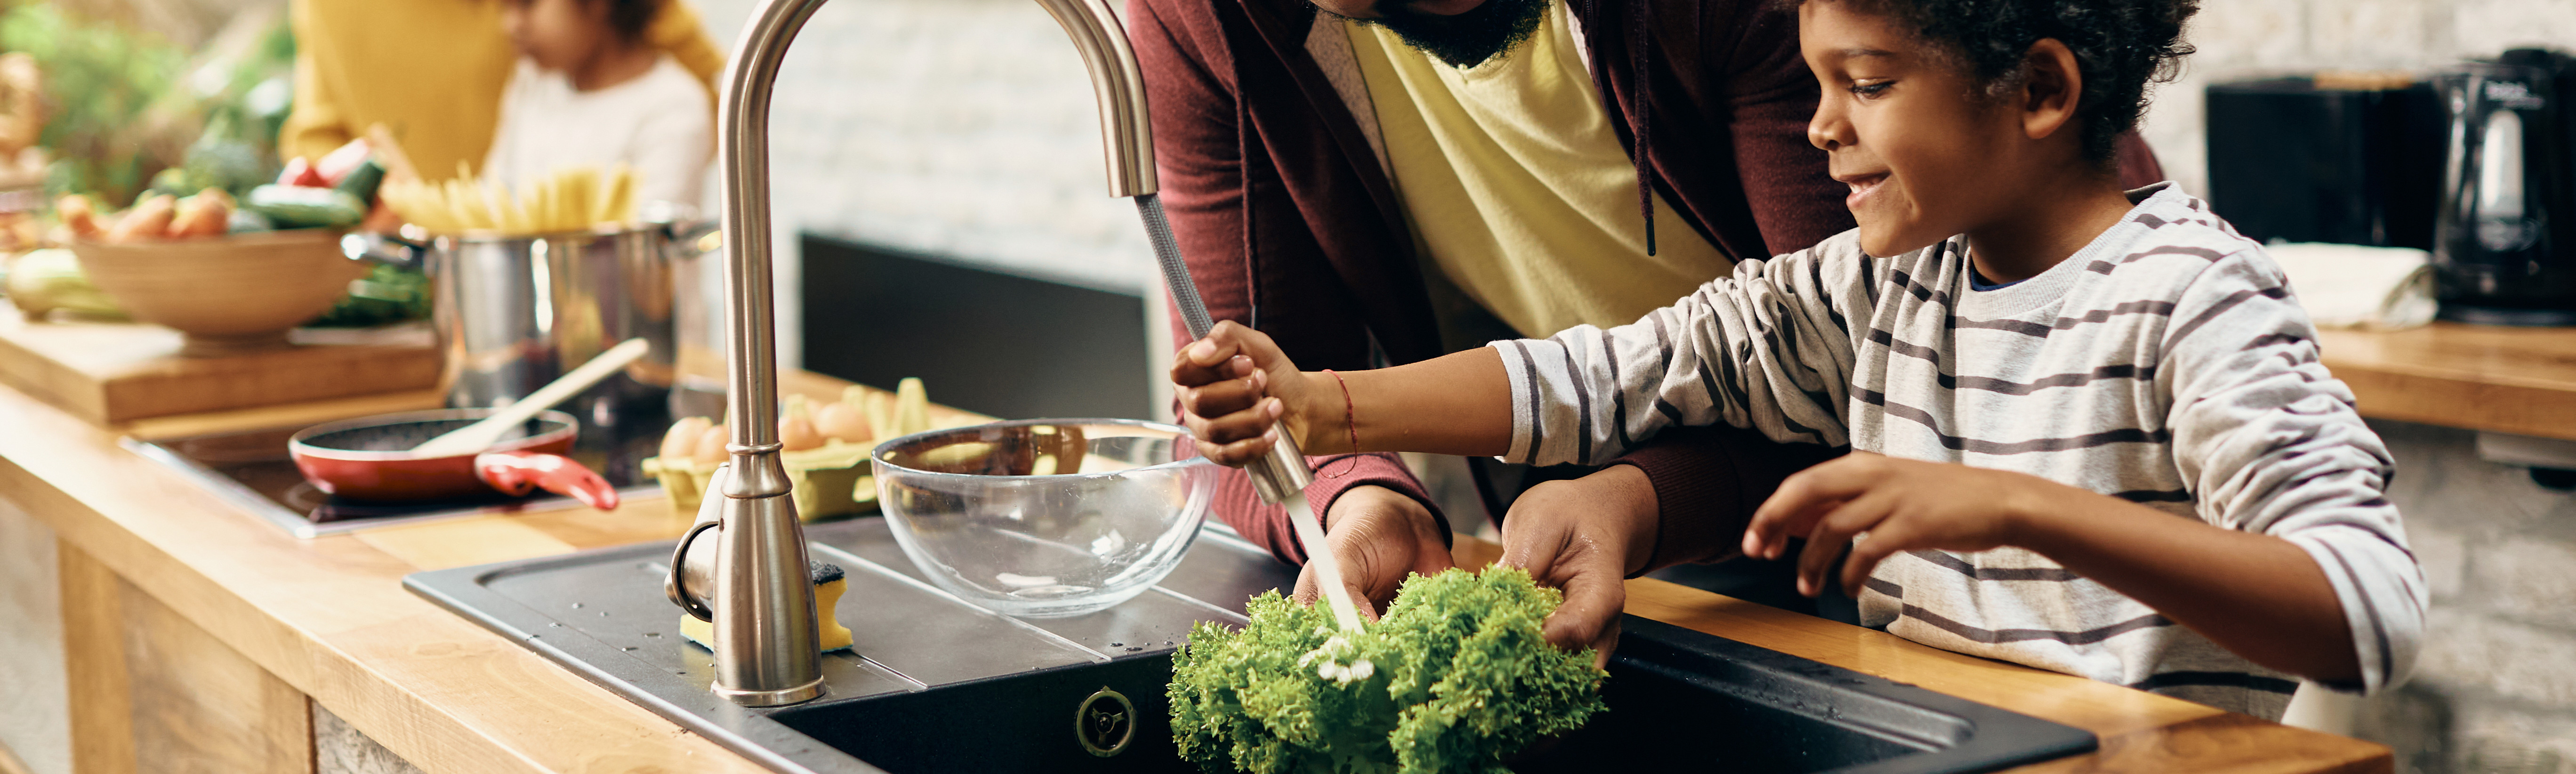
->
[1742,452,2051,597]
[1293,485,1456,618]
[1498,465,1660,667]
[1171,321,1328,465]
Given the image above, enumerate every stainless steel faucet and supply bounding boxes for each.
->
[668,0,1312,708]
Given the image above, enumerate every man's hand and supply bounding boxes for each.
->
[1741,452,2040,597]
[1294,485,1455,618]
[1497,465,1660,665]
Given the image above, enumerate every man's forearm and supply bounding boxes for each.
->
[1618,427,1842,572]
[2011,486,2362,684]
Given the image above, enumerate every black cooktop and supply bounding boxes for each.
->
[125,407,668,538]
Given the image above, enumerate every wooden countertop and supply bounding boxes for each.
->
[0,375,2389,774]
[2319,322,2576,440]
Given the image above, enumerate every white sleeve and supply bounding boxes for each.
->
[2162,250,2427,694]
[1491,233,1874,466]
[481,64,533,185]
[624,85,713,208]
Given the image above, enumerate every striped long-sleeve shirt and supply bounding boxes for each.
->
[1493,184,2424,718]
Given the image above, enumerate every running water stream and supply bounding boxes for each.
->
[1283,492,1368,632]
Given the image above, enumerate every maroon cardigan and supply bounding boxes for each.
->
[1128,0,2164,566]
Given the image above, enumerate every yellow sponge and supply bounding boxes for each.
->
[681,561,854,653]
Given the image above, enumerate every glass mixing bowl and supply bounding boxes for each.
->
[871,419,1216,618]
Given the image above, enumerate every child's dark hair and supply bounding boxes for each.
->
[604,0,663,44]
[1797,0,2198,166]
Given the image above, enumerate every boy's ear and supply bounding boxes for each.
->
[2017,38,2085,144]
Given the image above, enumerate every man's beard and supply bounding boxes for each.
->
[1349,0,1550,68]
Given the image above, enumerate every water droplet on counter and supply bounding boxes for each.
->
[571,602,584,609]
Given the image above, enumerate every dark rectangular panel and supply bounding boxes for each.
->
[800,234,1152,421]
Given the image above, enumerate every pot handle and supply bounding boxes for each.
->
[642,201,719,253]
[338,231,429,269]
[473,451,620,510]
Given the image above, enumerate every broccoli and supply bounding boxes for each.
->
[1168,566,1609,774]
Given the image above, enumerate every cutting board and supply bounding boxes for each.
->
[0,301,443,425]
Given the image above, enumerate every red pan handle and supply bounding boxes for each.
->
[474,451,620,510]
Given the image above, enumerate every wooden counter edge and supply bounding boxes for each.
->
[2316,323,2576,442]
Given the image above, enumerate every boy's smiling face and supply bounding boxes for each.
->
[1800,1,2027,258]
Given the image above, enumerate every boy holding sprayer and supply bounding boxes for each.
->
[1172,0,2424,717]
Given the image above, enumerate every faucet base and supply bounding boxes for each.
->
[716,677,827,707]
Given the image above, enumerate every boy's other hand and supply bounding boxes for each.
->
[1293,485,1456,619]
[1498,465,1660,668]
[1172,321,1324,465]
[1743,452,2048,597]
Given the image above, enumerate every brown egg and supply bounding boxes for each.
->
[780,395,825,452]
[692,423,730,464]
[661,416,713,461]
[814,399,870,444]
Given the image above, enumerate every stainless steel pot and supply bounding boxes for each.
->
[397,219,714,418]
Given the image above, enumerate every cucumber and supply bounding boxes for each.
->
[334,158,387,204]
[245,184,366,229]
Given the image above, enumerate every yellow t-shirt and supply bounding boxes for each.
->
[281,0,725,177]
[1346,1,1733,339]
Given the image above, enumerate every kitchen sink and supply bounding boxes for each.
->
[405,519,2094,774]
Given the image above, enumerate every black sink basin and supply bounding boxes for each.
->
[405,519,2093,774]
[758,616,2093,774]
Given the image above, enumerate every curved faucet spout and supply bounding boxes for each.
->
[698,0,1163,707]
[1034,0,1159,197]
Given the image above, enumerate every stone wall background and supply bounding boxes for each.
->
[2367,420,2576,774]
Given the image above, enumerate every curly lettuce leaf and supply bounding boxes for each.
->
[1169,566,1608,774]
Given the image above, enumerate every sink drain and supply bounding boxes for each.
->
[1075,686,1136,757]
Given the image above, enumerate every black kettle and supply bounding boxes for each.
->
[2434,48,2576,325]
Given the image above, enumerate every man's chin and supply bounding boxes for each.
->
[1362,0,1548,68]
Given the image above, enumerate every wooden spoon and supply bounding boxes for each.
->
[411,338,651,456]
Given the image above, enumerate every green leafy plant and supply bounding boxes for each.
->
[0,4,194,205]
[1169,566,1609,774]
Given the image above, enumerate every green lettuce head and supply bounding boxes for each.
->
[1167,566,1609,774]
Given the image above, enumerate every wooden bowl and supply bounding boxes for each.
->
[70,230,366,355]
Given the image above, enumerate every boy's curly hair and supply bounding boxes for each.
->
[1799,0,2199,166]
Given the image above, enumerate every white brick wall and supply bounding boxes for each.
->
[2142,0,2576,199]
[692,0,2576,315]
[686,0,1161,368]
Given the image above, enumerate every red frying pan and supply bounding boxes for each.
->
[287,408,619,509]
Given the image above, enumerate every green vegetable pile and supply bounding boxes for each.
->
[1168,567,1608,774]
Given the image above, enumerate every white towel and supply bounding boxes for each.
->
[2266,242,2437,330]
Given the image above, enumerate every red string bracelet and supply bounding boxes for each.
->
[1320,369,1360,478]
